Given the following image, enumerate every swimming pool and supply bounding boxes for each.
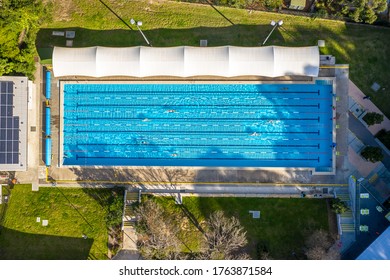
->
[62,82,334,170]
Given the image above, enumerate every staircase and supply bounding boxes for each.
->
[336,191,356,234]
[123,191,139,228]
[120,190,140,253]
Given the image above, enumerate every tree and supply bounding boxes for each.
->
[135,199,182,260]
[0,0,45,79]
[318,0,387,23]
[201,211,248,260]
[363,112,384,126]
[361,146,384,163]
[304,229,340,260]
[331,198,349,214]
[376,129,390,150]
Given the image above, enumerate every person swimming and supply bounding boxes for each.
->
[251,132,259,136]
[167,109,176,113]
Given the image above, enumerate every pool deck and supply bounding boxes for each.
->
[16,65,350,192]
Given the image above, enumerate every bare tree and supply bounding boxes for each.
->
[135,199,182,259]
[202,211,248,260]
[304,229,340,260]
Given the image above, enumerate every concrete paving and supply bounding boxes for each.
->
[15,63,42,191]
[348,80,390,135]
[349,113,390,169]
[348,147,382,178]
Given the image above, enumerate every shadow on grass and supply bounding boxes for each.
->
[35,24,288,51]
[0,227,94,260]
[178,204,205,234]
[98,0,134,31]
[201,0,235,25]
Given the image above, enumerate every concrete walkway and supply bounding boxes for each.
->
[349,80,390,135]
[348,79,390,177]
[112,227,141,260]
[349,113,390,169]
[15,63,42,191]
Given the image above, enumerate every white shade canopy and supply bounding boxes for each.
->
[53,45,320,78]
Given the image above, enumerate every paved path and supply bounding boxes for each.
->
[112,227,140,260]
[16,63,42,191]
[349,113,390,169]
[348,80,390,135]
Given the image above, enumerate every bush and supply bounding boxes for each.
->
[361,146,384,163]
[0,0,45,80]
[331,198,349,214]
[363,112,384,126]
[376,129,390,150]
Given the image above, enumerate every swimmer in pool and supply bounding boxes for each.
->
[251,132,259,136]
[171,153,178,157]
[167,109,176,113]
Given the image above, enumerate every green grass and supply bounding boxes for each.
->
[0,185,10,224]
[0,184,124,260]
[37,0,390,117]
[155,196,329,259]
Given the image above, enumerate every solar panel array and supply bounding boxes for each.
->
[0,81,19,165]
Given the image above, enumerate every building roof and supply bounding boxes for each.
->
[52,46,320,78]
[290,0,306,8]
[357,226,390,260]
[0,77,28,171]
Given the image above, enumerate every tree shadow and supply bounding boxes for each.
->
[200,0,235,25]
[178,203,205,234]
[98,0,134,31]
[0,227,94,260]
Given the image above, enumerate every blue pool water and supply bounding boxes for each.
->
[62,82,334,169]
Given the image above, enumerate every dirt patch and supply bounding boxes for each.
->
[45,0,74,22]
[326,199,339,239]
[108,226,122,259]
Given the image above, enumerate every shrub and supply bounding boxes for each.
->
[331,198,349,214]
[361,146,384,163]
[363,112,384,126]
[376,129,390,150]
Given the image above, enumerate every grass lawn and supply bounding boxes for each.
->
[155,196,329,259]
[0,184,124,260]
[37,0,390,117]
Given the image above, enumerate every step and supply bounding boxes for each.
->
[341,223,355,232]
[126,192,139,200]
[123,222,136,227]
[337,193,350,201]
[341,210,353,218]
[124,210,134,217]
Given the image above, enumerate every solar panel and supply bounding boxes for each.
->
[0,81,20,165]
[14,117,19,128]
[0,82,6,93]
[7,82,13,93]
[13,153,18,162]
[13,129,19,140]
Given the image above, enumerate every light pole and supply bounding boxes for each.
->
[262,20,283,46]
[130,18,152,47]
